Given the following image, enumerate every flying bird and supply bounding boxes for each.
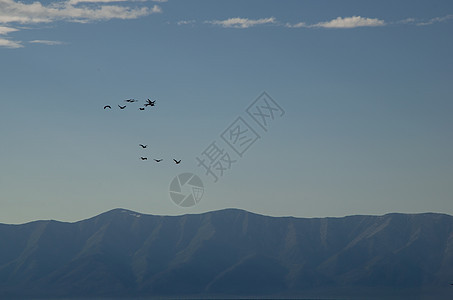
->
[103,105,111,109]
[154,159,163,162]
[145,99,155,107]
[118,105,126,109]
[173,159,181,164]
[140,157,148,160]
[139,107,145,110]
[139,144,147,148]
[125,99,137,103]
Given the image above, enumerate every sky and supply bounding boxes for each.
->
[0,0,452,224]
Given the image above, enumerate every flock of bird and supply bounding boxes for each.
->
[104,98,182,165]
[104,98,155,110]
[138,143,181,164]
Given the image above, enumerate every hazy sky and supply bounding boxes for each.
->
[1,0,452,224]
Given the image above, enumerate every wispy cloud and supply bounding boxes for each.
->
[0,0,162,48]
[207,16,384,29]
[29,39,65,45]
[150,5,162,13]
[177,20,195,26]
[398,18,416,24]
[417,14,453,26]
[285,22,307,28]
[287,15,453,29]
[206,17,276,29]
[0,0,161,24]
[67,0,143,5]
[0,38,22,48]
[310,16,385,28]
[0,25,19,35]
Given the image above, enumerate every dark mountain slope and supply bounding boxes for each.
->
[0,209,452,299]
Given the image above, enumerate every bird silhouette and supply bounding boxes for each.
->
[139,107,145,110]
[118,105,126,109]
[103,105,111,109]
[140,157,147,160]
[145,99,155,107]
[139,144,147,148]
[173,159,181,164]
[125,99,137,103]
[154,159,163,162]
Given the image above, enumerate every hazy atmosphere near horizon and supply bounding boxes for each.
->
[1,0,452,224]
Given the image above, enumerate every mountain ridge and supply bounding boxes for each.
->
[4,207,452,226]
[0,208,452,299]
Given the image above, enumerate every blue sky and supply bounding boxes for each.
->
[1,0,452,224]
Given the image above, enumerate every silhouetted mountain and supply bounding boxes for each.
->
[1,209,453,299]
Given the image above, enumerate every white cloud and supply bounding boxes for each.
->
[209,16,384,30]
[398,18,416,24]
[68,0,135,5]
[0,0,161,49]
[0,0,161,24]
[287,15,453,29]
[0,25,19,34]
[206,17,276,29]
[151,0,167,2]
[417,14,453,26]
[29,39,65,45]
[177,20,195,26]
[0,37,22,48]
[285,22,307,28]
[150,4,161,13]
[194,14,453,30]
[311,16,385,28]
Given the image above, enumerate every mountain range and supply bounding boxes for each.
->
[0,208,452,299]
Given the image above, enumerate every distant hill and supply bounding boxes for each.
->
[0,209,453,299]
